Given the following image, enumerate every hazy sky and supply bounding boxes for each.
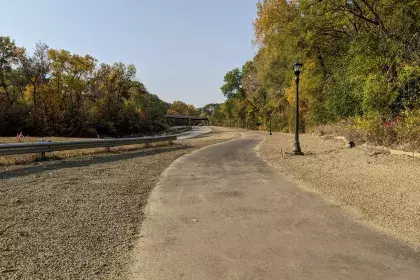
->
[1,0,258,107]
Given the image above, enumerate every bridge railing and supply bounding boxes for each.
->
[0,135,176,157]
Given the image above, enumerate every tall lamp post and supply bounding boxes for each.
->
[293,61,303,155]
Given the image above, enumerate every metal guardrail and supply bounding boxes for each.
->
[0,135,177,157]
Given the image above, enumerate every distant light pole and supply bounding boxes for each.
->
[269,114,272,135]
[293,60,303,155]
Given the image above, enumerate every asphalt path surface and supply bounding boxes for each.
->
[128,132,420,280]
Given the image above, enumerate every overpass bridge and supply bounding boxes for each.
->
[165,114,209,126]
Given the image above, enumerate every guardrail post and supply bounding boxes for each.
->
[39,139,51,160]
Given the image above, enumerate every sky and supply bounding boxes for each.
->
[1,0,259,107]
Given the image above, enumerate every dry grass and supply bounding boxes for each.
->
[310,119,420,152]
[0,136,93,144]
[0,137,173,166]
[310,122,367,144]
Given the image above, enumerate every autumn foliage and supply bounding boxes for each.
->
[0,37,169,137]
[206,0,420,149]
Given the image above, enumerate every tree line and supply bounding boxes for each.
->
[0,36,176,137]
[203,0,420,148]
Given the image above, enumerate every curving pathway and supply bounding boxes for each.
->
[128,132,420,280]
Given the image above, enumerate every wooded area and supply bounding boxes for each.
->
[2,0,419,148]
[0,37,175,137]
[203,0,420,149]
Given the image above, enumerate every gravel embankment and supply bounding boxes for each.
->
[0,127,239,280]
[257,132,420,247]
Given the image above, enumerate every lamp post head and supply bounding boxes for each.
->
[293,60,303,76]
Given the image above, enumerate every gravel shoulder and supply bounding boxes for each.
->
[0,127,239,280]
[257,132,420,248]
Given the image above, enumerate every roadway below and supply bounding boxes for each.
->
[176,126,212,140]
[128,131,420,280]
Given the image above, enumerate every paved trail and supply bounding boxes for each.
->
[128,132,420,280]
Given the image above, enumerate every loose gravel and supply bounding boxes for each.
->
[257,132,420,248]
[0,128,239,280]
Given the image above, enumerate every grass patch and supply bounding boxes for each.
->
[310,115,420,152]
[0,137,173,166]
[0,136,93,144]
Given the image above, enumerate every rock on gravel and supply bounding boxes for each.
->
[258,132,420,248]
[0,127,239,280]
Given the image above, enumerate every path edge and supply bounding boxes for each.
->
[254,135,420,251]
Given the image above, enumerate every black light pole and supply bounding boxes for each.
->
[269,114,272,135]
[293,61,303,155]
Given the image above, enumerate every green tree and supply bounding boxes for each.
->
[167,101,198,116]
[0,35,173,137]
[215,0,420,145]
